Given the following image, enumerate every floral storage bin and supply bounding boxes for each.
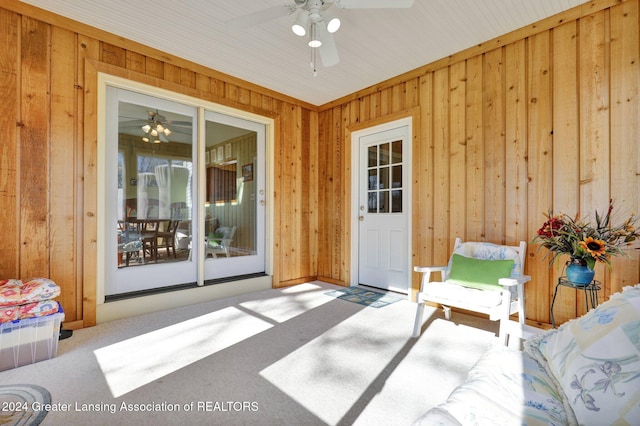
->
[0,303,64,371]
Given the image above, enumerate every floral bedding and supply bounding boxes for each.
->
[0,278,60,323]
[0,278,60,307]
[525,284,640,425]
[0,300,60,323]
[413,284,640,426]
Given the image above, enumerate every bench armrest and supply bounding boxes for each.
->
[414,266,448,292]
[414,266,448,273]
[499,275,530,326]
[498,275,531,287]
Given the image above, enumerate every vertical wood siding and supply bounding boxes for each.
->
[0,9,19,278]
[318,0,640,326]
[1,0,638,328]
[0,1,317,327]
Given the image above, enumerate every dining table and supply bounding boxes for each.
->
[117,218,170,266]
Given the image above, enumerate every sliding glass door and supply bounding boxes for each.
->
[203,111,266,281]
[103,85,267,298]
[105,87,198,296]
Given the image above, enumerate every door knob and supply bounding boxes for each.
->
[359,216,364,222]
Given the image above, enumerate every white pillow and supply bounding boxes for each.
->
[527,284,640,425]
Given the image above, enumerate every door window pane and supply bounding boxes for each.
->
[380,167,389,190]
[379,191,389,213]
[392,165,402,189]
[368,169,378,190]
[116,102,193,268]
[380,142,390,166]
[392,190,402,213]
[392,140,402,164]
[368,145,377,168]
[205,121,257,260]
[366,139,403,215]
[367,192,377,213]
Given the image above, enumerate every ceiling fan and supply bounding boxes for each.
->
[226,0,414,75]
[140,111,173,143]
[119,107,193,144]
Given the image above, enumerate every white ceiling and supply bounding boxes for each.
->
[21,0,587,106]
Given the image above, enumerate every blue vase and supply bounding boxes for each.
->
[566,259,595,286]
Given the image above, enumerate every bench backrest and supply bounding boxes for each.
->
[443,238,527,282]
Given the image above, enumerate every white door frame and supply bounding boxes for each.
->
[203,110,267,281]
[350,117,412,296]
[97,73,274,305]
[103,86,200,297]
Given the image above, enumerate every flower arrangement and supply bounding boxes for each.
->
[532,200,639,270]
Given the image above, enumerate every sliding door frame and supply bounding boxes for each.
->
[97,73,275,305]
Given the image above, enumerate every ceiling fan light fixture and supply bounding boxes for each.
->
[327,17,340,33]
[292,10,309,36]
[229,0,415,77]
[323,10,341,33]
[308,23,322,47]
[140,110,173,143]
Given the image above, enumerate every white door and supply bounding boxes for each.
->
[105,87,198,297]
[356,122,411,293]
[203,111,266,281]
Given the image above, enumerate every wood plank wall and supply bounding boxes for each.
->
[0,1,318,327]
[317,0,640,326]
[1,0,638,329]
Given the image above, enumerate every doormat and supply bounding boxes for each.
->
[325,287,403,308]
[0,384,50,426]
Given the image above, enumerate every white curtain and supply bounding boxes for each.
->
[155,165,190,219]
[137,173,158,219]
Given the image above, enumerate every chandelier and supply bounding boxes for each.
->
[141,111,172,143]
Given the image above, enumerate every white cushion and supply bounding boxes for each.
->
[420,282,503,309]
[416,344,572,426]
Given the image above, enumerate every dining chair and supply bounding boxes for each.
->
[156,220,180,259]
[140,220,160,262]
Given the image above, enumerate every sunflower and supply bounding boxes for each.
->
[532,201,640,270]
[579,237,606,257]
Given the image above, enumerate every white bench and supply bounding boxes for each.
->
[412,238,531,345]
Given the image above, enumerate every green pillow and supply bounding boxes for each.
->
[448,254,514,291]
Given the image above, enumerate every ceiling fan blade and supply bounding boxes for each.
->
[334,0,413,8]
[119,119,146,126]
[225,4,297,31]
[316,22,339,67]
